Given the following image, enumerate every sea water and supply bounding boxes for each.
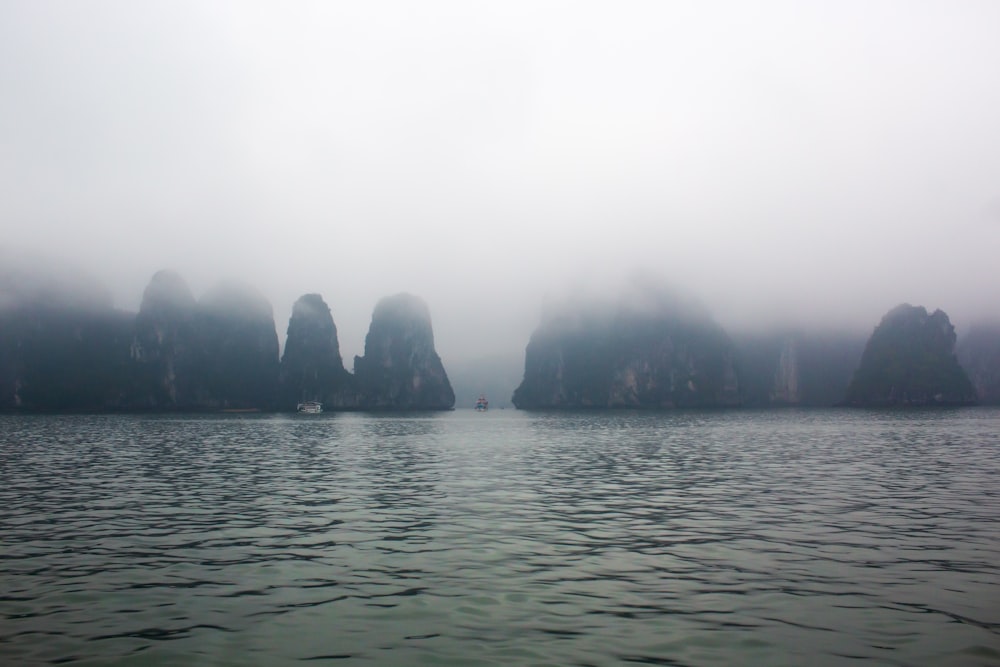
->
[2,409,999,666]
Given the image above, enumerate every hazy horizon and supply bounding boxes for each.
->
[3,1,998,364]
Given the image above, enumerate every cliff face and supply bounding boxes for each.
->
[513,306,614,408]
[844,304,976,406]
[732,332,867,407]
[130,270,200,408]
[131,273,282,410]
[194,282,280,410]
[771,338,800,404]
[2,258,459,412]
[353,293,454,410]
[278,294,354,409]
[513,284,740,409]
[0,305,133,410]
[958,323,1000,405]
[0,257,131,410]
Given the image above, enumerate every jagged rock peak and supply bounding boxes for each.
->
[844,303,976,406]
[279,293,351,408]
[283,294,337,350]
[354,293,454,410]
[369,292,435,338]
[291,293,331,320]
[139,270,196,315]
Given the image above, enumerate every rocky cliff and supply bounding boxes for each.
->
[194,282,280,410]
[958,322,1000,405]
[1,256,459,412]
[844,304,976,406]
[0,305,133,410]
[130,270,200,408]
[353,293,454,410]
[733,331,867,407]
[513,282,740,409]
[0,256,132,410]
[278,293,354,409]
[131,273,282,410]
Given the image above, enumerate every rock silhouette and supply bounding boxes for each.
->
[844,304,976,406]
[278,293,353,409]
[513,280,739,408]
[353,293,455,410]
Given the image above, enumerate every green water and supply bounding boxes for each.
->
[2,409,999,666]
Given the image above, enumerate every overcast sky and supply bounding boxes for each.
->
[2,1,999,364]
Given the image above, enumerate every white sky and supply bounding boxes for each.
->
[3,1,999,364]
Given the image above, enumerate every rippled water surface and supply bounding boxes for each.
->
[2,409,999,666]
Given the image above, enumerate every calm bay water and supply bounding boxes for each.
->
[2,409,999,666]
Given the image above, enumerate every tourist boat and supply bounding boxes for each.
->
[474,395,489,411]
[297,401,323,414]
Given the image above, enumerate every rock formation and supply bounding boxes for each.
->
[770,338,800,404]
[194,282,280,410]
[513,281,740,409]
[131,272,282,411]
[0,255,132,410]
[0,306,132,410]
[130,270,200,408]
[278,293,354,409]
[353,293,454,410]
[958,322,1000,405]
[844,304,976,406]
[732,331,867,407]
[1,256,462,412]
[7,253,990,413]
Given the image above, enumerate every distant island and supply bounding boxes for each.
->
[844,304,976,406]
[512,278,742,409]
[512,278,991,410]
[1,263,998,411]
[1,267,453,411]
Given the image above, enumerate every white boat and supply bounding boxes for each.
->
[474,395,489,411]
[297,401,323,414]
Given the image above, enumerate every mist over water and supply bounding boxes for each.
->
[5,5,1000,666]
[3,2,1000,364]
[3,410,999,666]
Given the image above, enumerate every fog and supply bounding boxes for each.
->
[3,1,999,366]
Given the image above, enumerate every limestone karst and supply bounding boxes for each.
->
[844,304,976,406]
[278,293,353,409]
[353,293,455,410]
[513,280,740,409]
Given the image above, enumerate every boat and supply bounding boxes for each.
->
[474,395,489,411]
[297,401,323,414]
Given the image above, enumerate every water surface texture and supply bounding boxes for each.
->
[2,409,999,666]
